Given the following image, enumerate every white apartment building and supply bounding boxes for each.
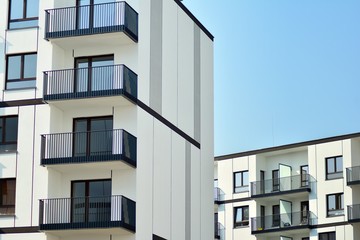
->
[0,0,214,240]
[214,133,360,240]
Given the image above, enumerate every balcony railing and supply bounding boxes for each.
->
[214,187,223,202]
[348,204,360,222]
[215,222,225,239]
[346,166,360,185]
[39,195,135,232]
[41,129,137,167]
[251,211,316,233]
[43,64,137,102]
[250,174,313,197]
[45,1,138,41]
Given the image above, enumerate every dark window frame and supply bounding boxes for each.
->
[0,178,16,215]
[8,0,39,29]
[326,193,344,217]
[0,116,18,145]
[234,206,249,228]
[272,204,280,227]
[319,232,336,240]
[325,156,343,180]
[300,165,309,187]
[233,171,249,193]
[5,52,37,90]
[272,169,279,191]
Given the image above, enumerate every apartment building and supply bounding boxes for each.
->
[0,0,214,240]
[214,133,360,240]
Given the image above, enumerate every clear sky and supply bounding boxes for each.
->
[183,0,360,156]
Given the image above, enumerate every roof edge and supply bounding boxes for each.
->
[215,132,360,161]
[174,0,214,41]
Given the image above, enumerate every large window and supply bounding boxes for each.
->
[8,0,39,29]
[326,156,343,180]
[234,206,249,227]
[0,116,18,152]
[6,53,37,90]
[300,165,309,187]
[0,179,16,215]
[234,171,248,193]
[327,193,344,217]
[319,232,335,240]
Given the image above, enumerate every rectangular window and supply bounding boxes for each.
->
[234,206,249,227]
[319,232,336,240]
[327,193,344,217]
[234,171,248,193]
[0,179,16,215]
[6,53,37,90]
[326,156,343,180]
[300,165,309,187]
[8,0,39,29]
[272,205,280,227]
[272,169,279,191]
[0,116,18,152]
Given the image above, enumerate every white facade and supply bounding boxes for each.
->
[215,134,360,240]
[0,0,214,240]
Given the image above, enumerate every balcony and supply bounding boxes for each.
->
[45,2,138,48]
[348,204,360,223]
[41,129,136,170]
[39,195,135,235]
[346,166,360,186]
[251,211,316,234]
[214,187,224,204]
[214,222,224,239]
[43,64,137,109]
[250,174,313,199]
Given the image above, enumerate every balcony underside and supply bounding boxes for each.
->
[44,94,136,111]
[40,221,135,237]
[252,225,310,236]
[251,187,311,200]
[41,154,136,171]
[347,180,360,186]
[47,30,136,50]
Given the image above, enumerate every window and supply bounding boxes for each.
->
[0,179,16,215]
[6,53,37,89]
[302,238,310,240]
[8,0,39,29]
[234,171,248,193]
[272,169,279,191]
[300,165,309,187]
[327,193,344,217]
[272,205,280,227]
[319,232,335,240]
[0,116,18,152]
[326,156,343,180]
[234,206,249,227]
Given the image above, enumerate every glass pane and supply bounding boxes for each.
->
[336,157,343,172]
[6,80,36,89]
[9,19,38,29]
[73,120,87,156]
[77,3,90,29]
[0,120,3,143]
[10,0,24,19]
[26,0,39,18]
[88,181,111,222]
[75,62,89,92]
[24,54,37,78]
[90,119,113,155]
[1,179,15,205]
[89,180,111,197]
[243,171,249,186]
[91,58,114,91]
[5,117,18,143]
[329,232,335,240]
[72,182,85,223]
[235,173,241,187]
[235,208,242,222]
[243,207,249,220]
[93,0,115,28]
[327,158,335,173]
[7,56,21,80]
[328,195,335,210]
[340,194,344,209]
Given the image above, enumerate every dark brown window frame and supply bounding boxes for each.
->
[325,156,343,180]
[233,206,249,228]
[0,178,16,215]
[0,115,18,145]
[233,171,249,193]
[5,52,37,90]
[8,0,39,29]
[326,193,344,217]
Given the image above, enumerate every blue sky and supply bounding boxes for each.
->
[183,0,360,156]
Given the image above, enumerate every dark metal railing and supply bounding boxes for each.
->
[348,204,360,221]
[346,166,360,185]
[43,64,137,102]
[41,129,137,167]
[39,195,135,232]
[215,222,225,239]
[251,174,314,197]
[251,211,315,232]
[45,1,138,41]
